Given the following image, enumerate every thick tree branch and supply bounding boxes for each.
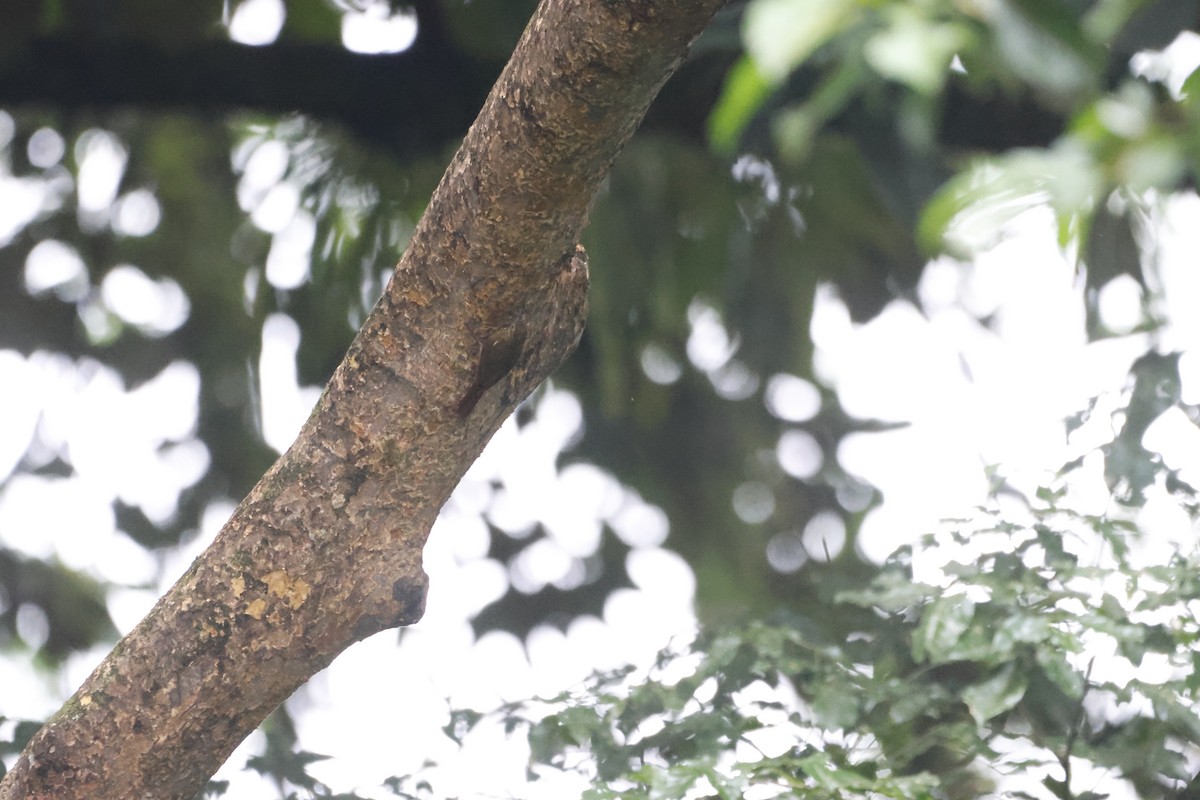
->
[0,1,725,798]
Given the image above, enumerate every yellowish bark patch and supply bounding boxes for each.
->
[264,570,312,610]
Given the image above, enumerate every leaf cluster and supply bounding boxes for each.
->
[434,450,1200,799]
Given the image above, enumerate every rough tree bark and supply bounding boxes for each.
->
[0,0,725,798]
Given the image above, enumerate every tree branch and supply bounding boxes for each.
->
[0,1,726,798]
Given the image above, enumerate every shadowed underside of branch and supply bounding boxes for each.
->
[0,1,727,798]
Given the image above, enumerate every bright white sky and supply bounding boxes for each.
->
[2,9,1200,800]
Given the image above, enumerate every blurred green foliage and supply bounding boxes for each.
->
[445,450,1200,799]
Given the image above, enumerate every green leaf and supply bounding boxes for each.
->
[962,663,1028,725]
[837,567,931,612]
[743,0,862,81]
[918,145,1102,256]
[708,56,774,154]
[914,596,976,663]
[1095,0,1198,52]
[1044,774,1072,800]
[1008,0,1096,55]
[864,8,969,95]
[1143,684,1200,742]
[796,753,875,791]
[1182,63,1200,100]
[701,764,747,800]
[640,759,711,798]
[771,56,866,165]
[1035,649,1085,698]
[810,683,862,729]
[886,679,952,724]
[442,708,482,745]
[992,612,1053,657]
[994,0,1103,101]
[1035,526,1075,566]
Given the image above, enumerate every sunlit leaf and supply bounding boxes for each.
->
[919,145,1102,256]
[864,8,968,95]
[743,0,862,81]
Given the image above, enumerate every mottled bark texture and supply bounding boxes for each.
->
[0,1,726,798]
